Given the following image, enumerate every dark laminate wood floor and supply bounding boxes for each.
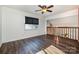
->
[0,35,52,54]
[0,35,79,54]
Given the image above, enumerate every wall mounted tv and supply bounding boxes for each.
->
[25,16,39,25]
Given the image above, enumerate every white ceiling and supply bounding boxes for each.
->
[3,5,79,17]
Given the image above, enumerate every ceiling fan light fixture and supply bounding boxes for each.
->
[35,5,54,14]
[42,9,47,12]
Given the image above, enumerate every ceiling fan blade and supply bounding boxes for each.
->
[47,5,54,9]
[35,10,41,12]
[47,10,52,12]
[38,5,43,8]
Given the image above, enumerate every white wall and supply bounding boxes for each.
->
[0,7,2,47]
[48,15,78,27]
[46,9,78,27]
[2,7,46,43]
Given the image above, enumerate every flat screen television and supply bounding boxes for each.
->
[25,16,39,25]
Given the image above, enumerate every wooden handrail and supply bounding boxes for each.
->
[47,27,79,28]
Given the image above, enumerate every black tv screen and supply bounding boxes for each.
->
[25,16,39,25]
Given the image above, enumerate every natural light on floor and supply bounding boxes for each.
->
[36,45,64,54]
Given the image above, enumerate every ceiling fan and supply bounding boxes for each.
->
[35,5,54,14]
